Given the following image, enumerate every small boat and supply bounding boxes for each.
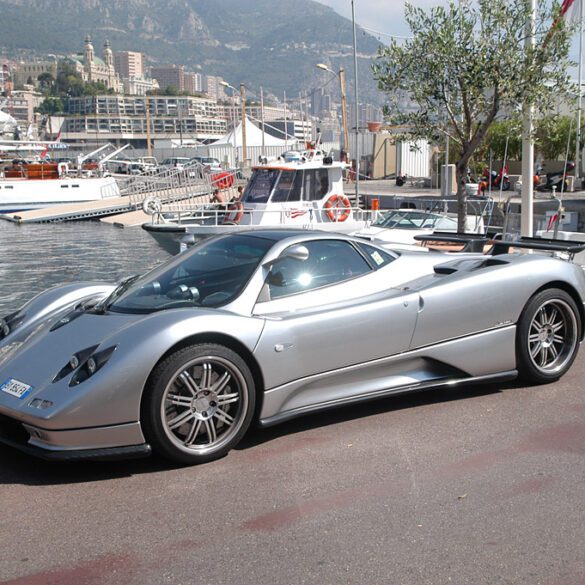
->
[351,208,486,246]
[142,149,370,253]
[0,159,120,213]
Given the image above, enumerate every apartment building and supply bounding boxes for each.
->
[151,65,185,92]
[13,60,58,88]
[114,51,144,79]
[62,94,226,145]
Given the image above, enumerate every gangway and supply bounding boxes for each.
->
[0,162,232,224]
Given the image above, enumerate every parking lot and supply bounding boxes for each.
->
[1,354,585,584]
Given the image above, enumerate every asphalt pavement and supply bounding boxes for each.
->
[1,356,585,584]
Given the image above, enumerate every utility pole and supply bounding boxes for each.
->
[521,0,536,237]
[351,0,360,198]
[146,95,152,158]
[240,83,247,164]
[260,86,265,157]
[339,65,349,156]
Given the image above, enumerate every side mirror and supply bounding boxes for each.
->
[281,244,309,262]
[263,244,309,270]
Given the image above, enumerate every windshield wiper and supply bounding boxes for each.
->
[94,274,141,314]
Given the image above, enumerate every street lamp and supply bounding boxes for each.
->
[220,80,247,164]
[219,80,237,141]
[351,0,360,201]
[316,63,349,157]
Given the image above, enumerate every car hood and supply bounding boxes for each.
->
[0,311,141,393]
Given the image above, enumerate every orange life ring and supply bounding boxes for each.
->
[324,194,351,222]
[212,171,234,190]
[223,201,244,224]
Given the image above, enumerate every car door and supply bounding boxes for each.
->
[252,239,421,393]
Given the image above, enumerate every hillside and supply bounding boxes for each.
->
[0,0,384,104]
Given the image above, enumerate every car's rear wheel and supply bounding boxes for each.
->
[516,288,581,383]
[142,344,255,464]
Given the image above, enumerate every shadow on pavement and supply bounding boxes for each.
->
[237,379,514,451]
[0,380,516,486]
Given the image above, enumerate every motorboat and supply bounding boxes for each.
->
[351,208,486,246]
[0,159,120,213]
[142,150,370,253]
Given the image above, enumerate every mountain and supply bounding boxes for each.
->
[0,0,385,104]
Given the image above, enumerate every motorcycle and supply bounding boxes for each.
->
[535,161,575,192]
[478,165,511,193]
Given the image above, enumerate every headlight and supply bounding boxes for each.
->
[0,311,26,341]
[69,345,117,387]
[53,345,98,383]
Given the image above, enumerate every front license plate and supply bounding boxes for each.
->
[0,378,33,399]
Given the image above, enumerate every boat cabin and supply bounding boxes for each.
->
[3,160,68,180]
[237,156,352,226]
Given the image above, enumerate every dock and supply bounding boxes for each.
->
[100,208,151,227]
[0,196,137,223]
[0,165,227,224]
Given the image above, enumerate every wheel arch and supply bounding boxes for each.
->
[142,332,266,417]
[528,281,585,340]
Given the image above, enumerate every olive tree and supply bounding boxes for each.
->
[535,114,577,160]
[373,0,574,230]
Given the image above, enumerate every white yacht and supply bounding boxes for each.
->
[143,150,370,253]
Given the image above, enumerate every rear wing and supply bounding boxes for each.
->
[413,232,493,253]
[414,232,585,258]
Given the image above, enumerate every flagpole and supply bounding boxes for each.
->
[575,0,583,187]
[521,0,536,237]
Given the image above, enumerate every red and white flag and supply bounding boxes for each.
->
[560,0,580,24]
[40,131,61,160]
[546,0,581,43]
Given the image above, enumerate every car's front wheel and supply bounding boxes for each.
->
[516,288,581,383]
[142,344,255,464]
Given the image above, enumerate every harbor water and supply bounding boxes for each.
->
[0,220,172,315]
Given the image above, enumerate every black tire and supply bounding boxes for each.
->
[516,288,581,384]
[142,343,255,464]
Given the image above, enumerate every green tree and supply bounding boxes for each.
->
[484,118,523,161]
[83,81,113,96]
[373,0,574,230]
[37,72,55,94]
[535,114,576,160]
[35,96,64,114]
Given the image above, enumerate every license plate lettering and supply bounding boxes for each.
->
[0,378,33,399]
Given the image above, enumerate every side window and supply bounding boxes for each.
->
[303,170,315,201]
[272,171,301,202]
[267,240,372,299]
[356,243,397,269]
[303,169,330,201]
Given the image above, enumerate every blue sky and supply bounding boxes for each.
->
[316,0,582,71]
[314,0,441,39]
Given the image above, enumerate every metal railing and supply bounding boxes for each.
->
[149,203,378,227]
[117,161,242,210]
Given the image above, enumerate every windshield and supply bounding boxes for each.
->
[242,169,280,204]
[372,210,457,230]
[271,170,302,202]
[108,234,274,314]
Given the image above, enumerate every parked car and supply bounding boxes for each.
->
[190,156,222,172]
[0,230,584,465]
[160,157,191,171]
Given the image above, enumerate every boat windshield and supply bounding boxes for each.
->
[372,210,457,230]
[241,169,280,204]
[107,234,274,314]
[271,170,302,202]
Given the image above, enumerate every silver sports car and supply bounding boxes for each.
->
[0,229,584,465]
